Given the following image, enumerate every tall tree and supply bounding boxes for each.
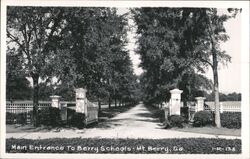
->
[132,8,239,128]
[6,48,32,100]
[7,7,66,125]
[181,8,240,127]
[53,8,138,110]
[132,8,211,104]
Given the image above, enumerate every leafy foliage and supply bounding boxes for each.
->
[6,112,31,125]
[37,107,62,127]
[221,112,241,129]
[131,8,213,105]
[163,115,185,129]
[193,111,213,127]
[7,7,140,125]
[67,112,86,129]
[52,7,140,107]
[132,8,240,128]
[205,92,241,101]
[7,7,67,125]
[6,49,32,100]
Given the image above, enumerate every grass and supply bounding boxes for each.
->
[144,104,241,137]
[6,137,241,154]
[173,125,241,137]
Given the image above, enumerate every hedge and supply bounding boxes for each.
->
[163,115,186,129]
[6,112,32,125]
[221,112,241,129]
[6,138,241,154]
[37,107,62,127]
[193,111,213,127]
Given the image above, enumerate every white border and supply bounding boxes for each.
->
[1,1,249,159]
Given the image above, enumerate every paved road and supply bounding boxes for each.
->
[6,104,240,139]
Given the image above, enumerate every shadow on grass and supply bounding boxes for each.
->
[142,104,165,122]
[98,105,135,119]
[87,105,136,129]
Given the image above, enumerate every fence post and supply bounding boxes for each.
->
[220,103,224,113]
[169,88,183,116]
[50,95,61,109]
[195,97,206,112]
[75,88,87,114]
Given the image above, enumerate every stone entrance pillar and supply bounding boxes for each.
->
[169,88,183,116]
[195,97,206,112]
[50,95,61,109]
[75,88,87,114]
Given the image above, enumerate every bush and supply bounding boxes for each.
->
[221,112,241,129]
[68,112,86,129]
[193,111,213,127]
[6,112,31,125]
[6,138,241,154]
[37,107,62,127]
[164,115,185,128]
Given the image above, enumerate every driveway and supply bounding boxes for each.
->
[6,104,240,139]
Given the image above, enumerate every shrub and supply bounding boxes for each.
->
[6,112,31,125]
[193,111,213,127]
[180,107,189,121]
[169,115,185,128]
[6,112,16,124]
[37,107,62,127]
[221,112,241,129]
[164,115,185,128]
[68,112,86,129]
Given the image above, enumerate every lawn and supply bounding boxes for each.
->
[144,104,241,137]
[172,125,241,137]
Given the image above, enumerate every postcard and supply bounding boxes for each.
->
[1,1,249,159]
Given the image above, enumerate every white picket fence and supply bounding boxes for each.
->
[205,101,241,112]
[6,101,51,114]
[6,100,98,125]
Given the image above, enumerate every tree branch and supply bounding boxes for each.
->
[7,30,25,51]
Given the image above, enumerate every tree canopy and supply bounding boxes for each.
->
[132,7,240,127]
[6,7,140,125]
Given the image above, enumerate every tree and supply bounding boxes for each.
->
[53,8,138,110]
[131,8,213,105]
[6,49,32,100]
[132,8,240,128]
[181,8,241,127]
[7,7,66,126]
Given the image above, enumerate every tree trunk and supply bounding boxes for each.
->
[98,99,101,112]
[115,98,117,107]
[212,46,221,128]
[32,74,39,126]
[108,97,111,109]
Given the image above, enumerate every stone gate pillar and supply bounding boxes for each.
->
[50,95,61,109]
[169,88,183,116]
[75,88,87,114]
[195,97,206,112]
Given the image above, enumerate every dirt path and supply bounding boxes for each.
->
[6,104,240,139]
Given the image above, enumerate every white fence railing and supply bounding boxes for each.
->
[6,100,98,125]
[6,101,51,114]
[205,101,241,112]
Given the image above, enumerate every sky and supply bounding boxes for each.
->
[118,8,241,94]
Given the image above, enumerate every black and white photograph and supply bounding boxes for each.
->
[0,1,249,159]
